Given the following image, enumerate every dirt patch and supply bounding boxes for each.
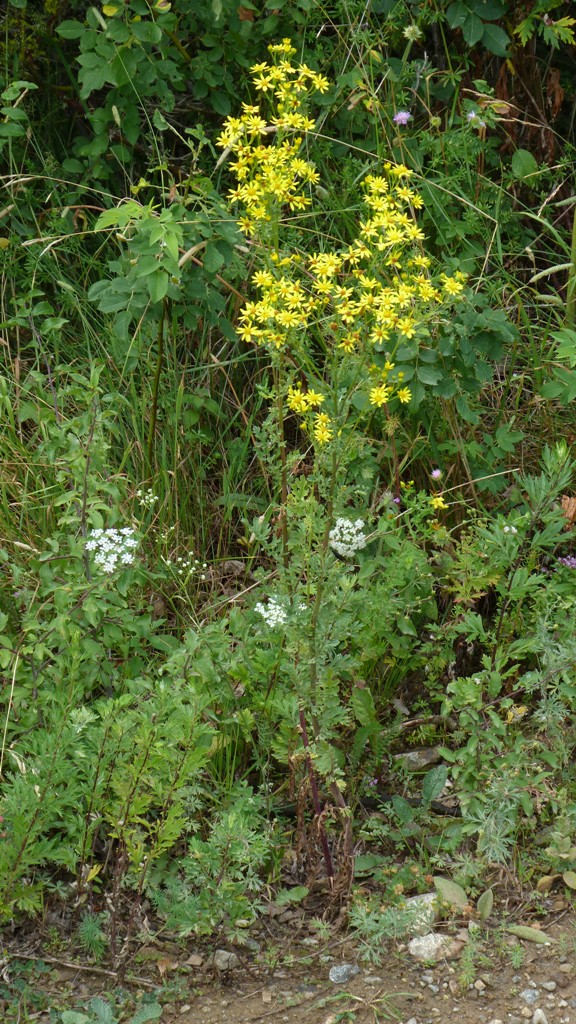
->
[5,916,576,1024]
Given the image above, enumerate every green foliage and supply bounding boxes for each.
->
[58,995,162,1024]
[0,0,575,959]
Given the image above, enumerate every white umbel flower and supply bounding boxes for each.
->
[85,527,138,574]
[254,597,288,628]
[328,517,367,558]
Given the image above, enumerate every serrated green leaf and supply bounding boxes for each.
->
[476,888,493,921]
[422,765,448,805]
[274,886,309,906]
[129,1003,163,1024]
[433,876,469,909]
[506,925,553,943]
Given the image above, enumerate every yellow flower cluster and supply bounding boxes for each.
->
[217,39,328,235]
[222,44,469,445]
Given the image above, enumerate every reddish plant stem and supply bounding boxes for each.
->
[299,707,334,881]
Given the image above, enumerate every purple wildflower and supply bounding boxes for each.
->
[467,109,486,128]
[393,110,412,126]
[558,556,576,569]
[431,468,442,480]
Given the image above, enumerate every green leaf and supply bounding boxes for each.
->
[416,365,443,386]
[147,270,169,303]
[481,22,510,55]
[506,925,553,944]
[55,19,85,38]
[350,686,377,727]
[153,109,170,131]
[422,765,448,806]
[552,328,576,367]
[129,1004,163,1024]
[476,888,493,921]
[563,870,576,890]
[210,90,232,116]
[433,876,469,909]
[463,13,484,46]
[274,886,309,906]
[131,20,163,43]
[511,148,538,179]
[88,998,115,1024]
[446,1,468,29]
[60,1014,90,1024]
[203,241,225,274]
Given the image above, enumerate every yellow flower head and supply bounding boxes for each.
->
[430,495,448,510]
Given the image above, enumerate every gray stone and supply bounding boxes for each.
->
[541,981,557,991]
[520,988,540,1005]
[212,949,239,972]
[486,1020,504,1024]
[408,932,460,962]
[532,1011,548,1024]
[394,747,441,770]
[364,975,383,984]
[329,963,360,984]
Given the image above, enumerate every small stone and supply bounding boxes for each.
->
[532,1011,548,1024]
[521,1010,533,1019]
[262,990,273,1004]
[212,950,239,972]
[421,971,434,984]
[408,932,460,962]
[520,989,540,1006]
[406,1019,418,1024]
[541,981,557,991]
[486,1019,504,1024]
[329,963,360,984]
[428,984,440,993]
[394,746,441,769]
[558,963,572,973]
[185,953,203,967]
[448,980,460,996]
[474,979,486,991]
[364,976,383,984]
[179,1007,191,1015]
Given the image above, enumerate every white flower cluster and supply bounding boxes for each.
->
[329,517,367,558]
[85,527,138,574]
[254,598,288,628]
[502,525,518,535]
[136,487,159,510]
[161,553,207,581]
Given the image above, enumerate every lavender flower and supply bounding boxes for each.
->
[558,556,576,569]
[393,110,412,126]
[467,109,486,128]
[431,468,442,480]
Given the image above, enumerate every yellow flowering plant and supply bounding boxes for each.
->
[213,40,469,883]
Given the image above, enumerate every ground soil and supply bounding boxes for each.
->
[5,909,576,1024]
